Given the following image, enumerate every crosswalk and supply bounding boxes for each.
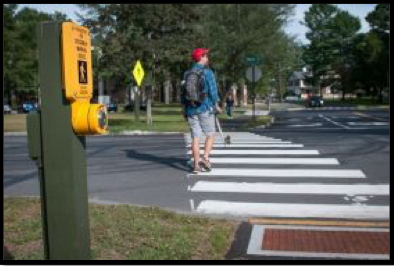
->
[184,132,389,220]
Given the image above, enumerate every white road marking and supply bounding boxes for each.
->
[205,158,340,165]
[287,123,322,127]
[190,181,389,195]
[187,144,304,148]
[188,168,365,178]
[347,122,389,126]
[185,141,292,144]
[187,150,320,155]
[319,114,350,129]
[184,138,282,141]
[189,199,195,211]
[196,200,389,219]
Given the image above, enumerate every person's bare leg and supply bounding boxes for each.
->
[204,135,215,162]
[192,137,200,168]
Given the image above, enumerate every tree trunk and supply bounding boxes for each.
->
[164,80,170,105]
[98,78,104,104]
[146,85,153,125]
[379,87,383,104]
[171,80,178,103]
[242,84,248,107]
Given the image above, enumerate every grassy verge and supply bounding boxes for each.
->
[242,115,272,130]
[320,98,389,107]
[4,197,239,260]
[3,104,252,133]
[3,114,27,132]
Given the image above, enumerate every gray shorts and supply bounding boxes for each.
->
[187,111,216,139]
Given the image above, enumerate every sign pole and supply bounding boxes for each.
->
[132,61,145,124]
[33,21,91,260]
[252,64,256,121]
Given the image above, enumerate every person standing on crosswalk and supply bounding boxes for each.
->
[181,48,222,174]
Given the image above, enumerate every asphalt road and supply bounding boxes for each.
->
[3,108,390,220]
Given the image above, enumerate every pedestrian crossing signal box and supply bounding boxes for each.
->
[61,22,108,135]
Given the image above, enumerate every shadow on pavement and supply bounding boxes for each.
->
[123,149,190,172]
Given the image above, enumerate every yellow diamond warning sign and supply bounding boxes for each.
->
[132,60,145,87]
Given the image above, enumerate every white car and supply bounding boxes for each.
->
[4,104,11,114]
[285,96,300,102]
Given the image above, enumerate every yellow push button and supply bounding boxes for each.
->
[71,102,108,135]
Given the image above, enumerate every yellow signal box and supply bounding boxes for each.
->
[61,22,108,135]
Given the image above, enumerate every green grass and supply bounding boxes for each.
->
[242,115,272,129]
[321,97,389,107]
[3,103,253,133]
[108,103,189,133]
[4,197,239,260]
[3,114,27,132]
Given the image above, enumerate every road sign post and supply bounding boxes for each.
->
[26,21,107,260]
[132,60,145,123]
[246,64,262,121]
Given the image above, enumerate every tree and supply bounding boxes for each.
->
[302,4,361,99]
[78,4,201,124]
[4,4,19,106]
[197,4,296,102]
[3,5,68,107]
[366,4,389,34]
[364,4,389,102]
[78,4,200,89]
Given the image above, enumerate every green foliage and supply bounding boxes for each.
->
[3,5,68,104]
[302,4,389,102]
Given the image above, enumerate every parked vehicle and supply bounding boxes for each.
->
[307,96,324,107]
[18,102,37,113]
[284,96,301,102]
[106,103,117,113]
[4,104,12,114]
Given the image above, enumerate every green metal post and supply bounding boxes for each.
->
[36,22,91,260]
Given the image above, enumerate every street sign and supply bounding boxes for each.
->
[247,55,261,65]
[132,60,145,87]
[246,66,262,83]
[61,22,93,101]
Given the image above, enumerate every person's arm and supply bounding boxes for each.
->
[180,93,187,119]
[206,70,222,113]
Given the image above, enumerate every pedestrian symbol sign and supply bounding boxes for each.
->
[132,60,145,87]
[78,60,88,84]
[61,22,93,101]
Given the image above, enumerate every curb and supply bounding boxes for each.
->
[107,131,184,136]
[4,131,184,137]
[4,132,27,136]
[283,106,389,112]
[252,116,276,130]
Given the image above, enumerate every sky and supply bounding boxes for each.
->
[18,4,377,44]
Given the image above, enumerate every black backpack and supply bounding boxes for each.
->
[181,68,207,107]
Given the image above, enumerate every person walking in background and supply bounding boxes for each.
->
[226,92,234,119]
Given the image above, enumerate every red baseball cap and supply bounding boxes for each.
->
[192,48,209,62]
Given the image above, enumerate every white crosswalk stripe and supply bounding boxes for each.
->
[184,132,388,220]
[204,158,340,165]
[186,141,292,144]
[187,144,304,148]
[188,168,365,178]
[187,150,320,155]
[196,201,389,220]
[190,181,389,195]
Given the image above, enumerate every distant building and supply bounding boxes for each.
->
[287,67,316,99]
[287,67,343,99]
